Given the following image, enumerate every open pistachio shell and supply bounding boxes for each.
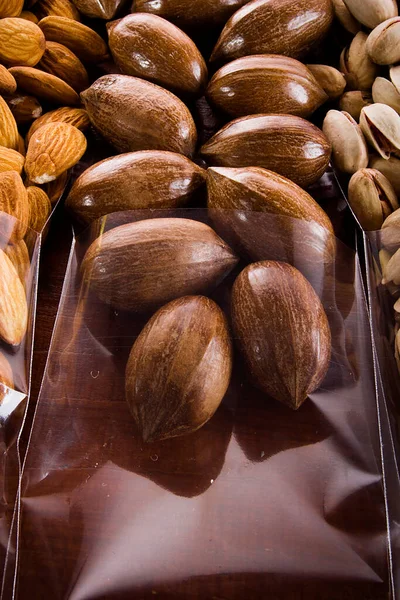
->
[322,110,368,174]
[339,90,372,121]
[342,0,398,29]
[339,32,378,91]
[372,77,400,113]
[360,103,400,159]
[348,168,398,230]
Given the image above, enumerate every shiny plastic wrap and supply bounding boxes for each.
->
[0,213,39,596]
[10,206,398,599]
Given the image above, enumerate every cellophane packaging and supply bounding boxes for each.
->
[9,178,400,599]
[0,213,40,598]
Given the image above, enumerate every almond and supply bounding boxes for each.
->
[38,16,110,64]
[126,296,232,442]
[0,65,17,95]
[232,261,331,409]
[0,18,45,67]
[26,107,90,144]
[38,41,89,93]
[4,240,30,283]
[0,171,29,242]
[43,170,69,204]
[66,150,206,224]
[108,14,208,96]
[34,0,80,21]
[0,249,28,346]
[81,74,197,155]
[0,351,14,402]
[8,66,80,106]
[26,186,52,231]
[0,146,24,174]
[0,0,23,18]
[20,10,39,23]
[0,96,19,150]
[25,121,87,184]
[74,0,125,19]
[5,93,42,125]
[82,218,238,312]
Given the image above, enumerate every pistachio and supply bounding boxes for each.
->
[322,110,368,174]
[339,90,372,121]
[369,154,400,194]
[382,246,400,285]
[372,77,400,113]
[381,207,400,251]
[360,103,400,159]
[395,327,400,371]
[342,0,398,29]
[348,168,398,230]
[390,65,400,95]
[306,64,346,100]
[379,247,392,274]
[339,32,378,90]
[332,0,361,34]
[366,17,400,65]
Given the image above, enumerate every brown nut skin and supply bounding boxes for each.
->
[201,114,331,189]
[66,151,206,225]
[207,166,335,282]
[81,74,197,156]
[108,14,207,97]
[38,41,89,93]
[131,0,251,29]
[207,55,328,119]
[126,295,233,442]
[210,0,333,64]
[82,218,238,312]
[38,16,110,64]
[5,93,42,125]
[231,261,331,409]
[73,0,125,19]
[33,0,81,20]
[8,66,80,106]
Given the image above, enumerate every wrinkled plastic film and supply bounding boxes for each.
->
[0,212,40,597]
[12,209,395,599]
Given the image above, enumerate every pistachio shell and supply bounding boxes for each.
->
[372,77,400,113]
[360,103,400,159]
[332,0,361,34]
[131,0,251,28]
[210,0,333,64]
[126,295,232,442]
[366,17,400,65]
[339,90,372,121]
[201,114,331,188]
[342,0,398,29]
[207,55,327,119]
[390,65,400,95]
[81,74,197,156]
[306,64,346,100]
[66,150,206,224]
[382,246,400,285]
[339,32,378,91]
[322,110,368,174]
[348,168,398,230]
[107,14,207,97]
[231,261,331,409]
[82,218,238,312]
[381,207,400,251]
[369,154,400,195]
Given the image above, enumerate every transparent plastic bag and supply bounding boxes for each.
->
[11,208,397,599]
[0,212,39,596]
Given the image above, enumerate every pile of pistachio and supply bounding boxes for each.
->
[325,0,400,371]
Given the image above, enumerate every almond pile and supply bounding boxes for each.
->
[0,0,102,399]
